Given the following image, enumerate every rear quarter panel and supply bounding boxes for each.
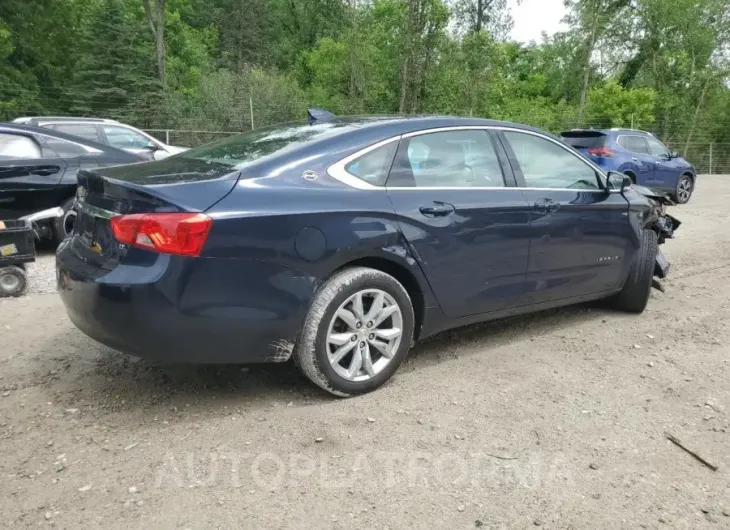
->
[205,178,439,308]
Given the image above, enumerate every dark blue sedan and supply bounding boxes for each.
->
[56,115,680,396]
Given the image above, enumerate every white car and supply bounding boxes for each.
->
[11,117,187,160]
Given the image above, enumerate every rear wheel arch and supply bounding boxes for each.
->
[331,256,426,340]
[622,169,637,183]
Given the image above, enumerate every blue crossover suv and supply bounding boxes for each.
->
[560,129,696,203]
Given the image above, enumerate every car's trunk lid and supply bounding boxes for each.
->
[71,157,240,268]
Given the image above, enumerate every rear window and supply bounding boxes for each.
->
[559,131,607,149]
[180,121,361,169]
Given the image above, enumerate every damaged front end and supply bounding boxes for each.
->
[632,184,681,292]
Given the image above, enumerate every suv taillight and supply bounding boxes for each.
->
[111,213,212,257]
[587,146,615,157]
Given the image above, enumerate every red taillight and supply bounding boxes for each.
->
[587,146,614,158]
[110,213,212,257]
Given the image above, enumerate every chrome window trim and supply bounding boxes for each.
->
[326,125,608,191]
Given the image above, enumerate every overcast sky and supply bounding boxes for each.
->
[508,0,568,43]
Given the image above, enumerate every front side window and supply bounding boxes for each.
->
[618,136,650,155]
[646,137,669,158]
[0,133,42,159]
[390,130,505,188]
[103,125,152,149]
[502,131,601,190]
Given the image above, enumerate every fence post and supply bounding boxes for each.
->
[709,142,713,175]
[249,96,255,130]
[165,129,170,145]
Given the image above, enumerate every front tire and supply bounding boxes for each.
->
[295,267,414,397]
[673,174,694,204]
[607,230,658,313]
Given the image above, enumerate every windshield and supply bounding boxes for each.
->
[179,121,360,168]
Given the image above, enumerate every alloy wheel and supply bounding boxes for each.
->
[677,178,692,203]
[325,288,403,382]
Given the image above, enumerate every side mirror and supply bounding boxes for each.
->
[669,151,680,159]
[606,171,631,194]
[145,141,160,151]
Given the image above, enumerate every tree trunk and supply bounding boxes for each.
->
[142,0,167,88]
[684,78,710,157]
[577,11,599,123]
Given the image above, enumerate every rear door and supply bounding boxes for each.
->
[616,135,654,184]
[384,128,532,317]
[0,132,70,218]
[498,129,632,304]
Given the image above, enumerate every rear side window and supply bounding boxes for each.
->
[618,135,650,154]
[345,143,397,186]
[41,137,89,158]
[389,130,505,188]
[0,133,42,159]
[51,123,102,143]
[559,131,606,149]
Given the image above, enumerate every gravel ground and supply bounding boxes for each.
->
[1,176,729,529]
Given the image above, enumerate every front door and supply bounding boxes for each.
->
[498,130,632,304]
[645,136,678,190]
[385,128,532,317]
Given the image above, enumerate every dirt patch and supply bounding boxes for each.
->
[1,177,729,529]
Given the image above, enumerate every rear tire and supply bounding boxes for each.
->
[673,174,693,204]
[607,230,657,313]
[0,266,27,298]
[52,198,76,247]
[295,267,414,397]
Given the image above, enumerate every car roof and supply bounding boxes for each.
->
[0,122,139,159]
[317,115,553,137]
[13,116,118,124]
[561,128,654,137]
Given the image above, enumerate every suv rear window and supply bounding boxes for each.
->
[559,131,607,149]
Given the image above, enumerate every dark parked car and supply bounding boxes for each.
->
[57,116,680,396]
[0,123,142,244]
[559,128,697,203]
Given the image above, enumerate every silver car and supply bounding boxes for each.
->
[12,117,187,161]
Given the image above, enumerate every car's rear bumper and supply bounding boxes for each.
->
[56,240,319,363]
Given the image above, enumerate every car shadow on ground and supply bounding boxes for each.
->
[33,301,627,414]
